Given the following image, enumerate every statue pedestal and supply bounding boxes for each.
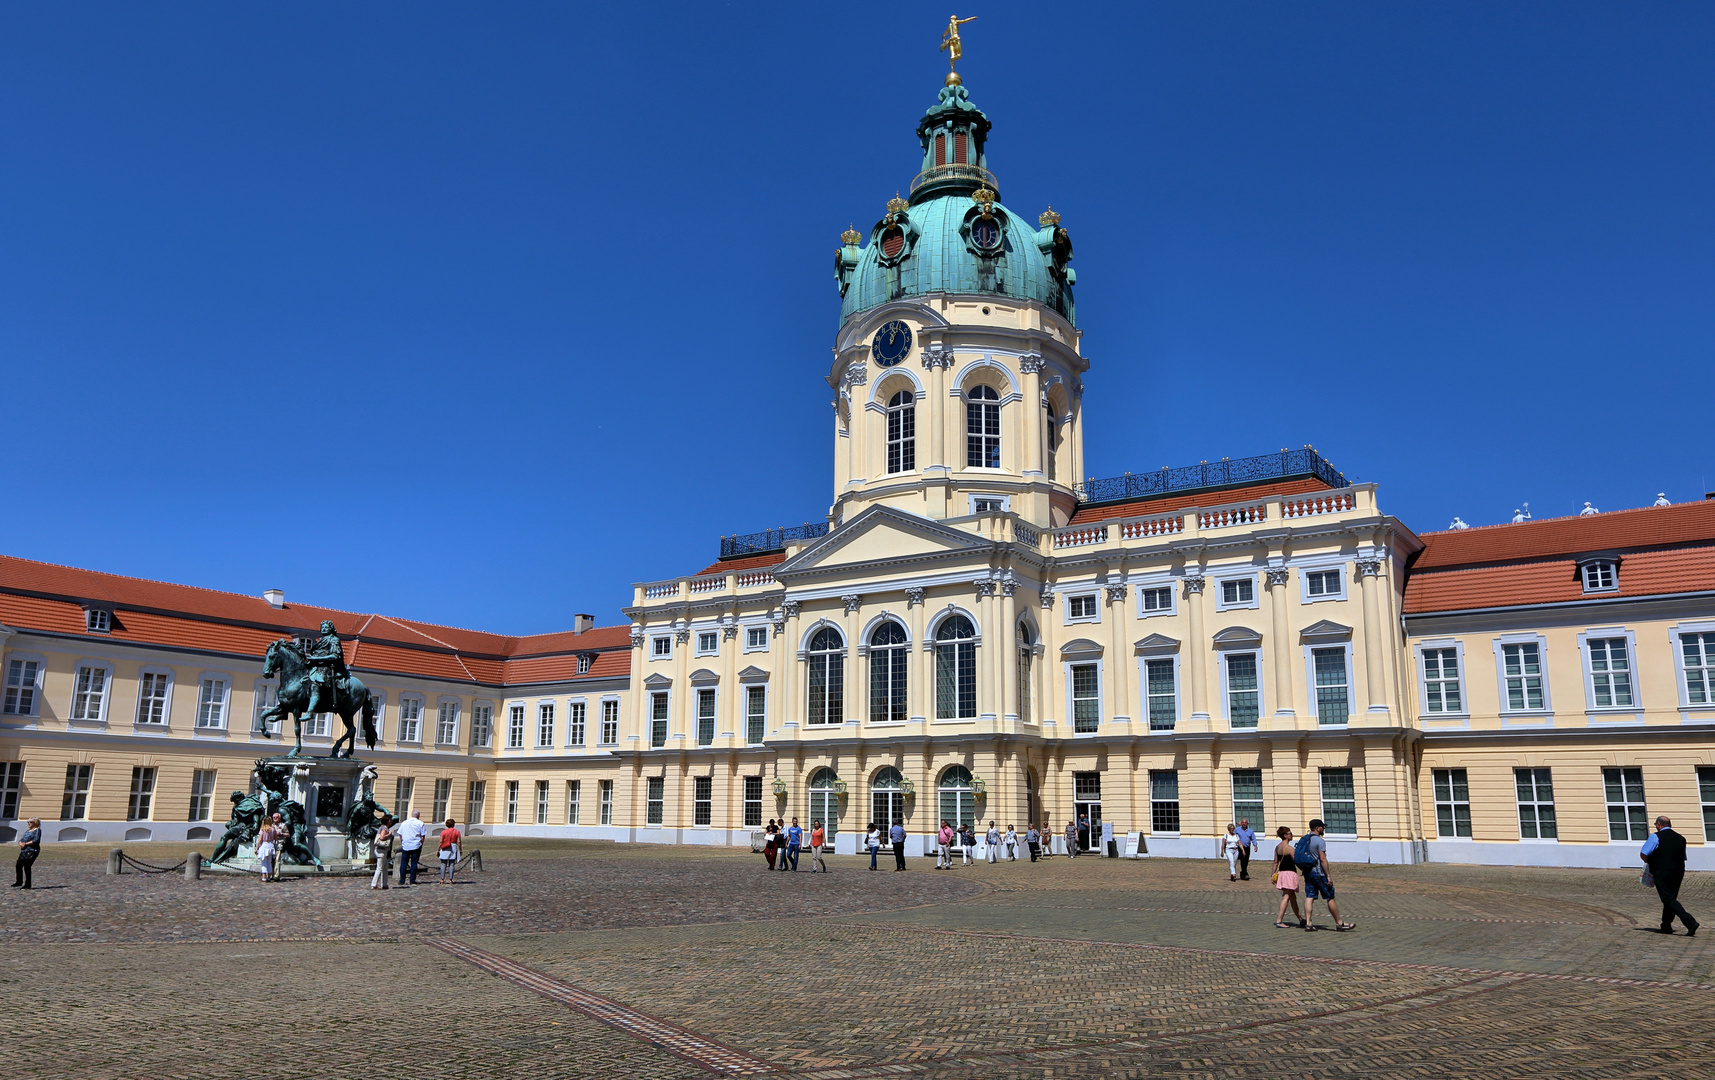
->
[267,754,376,866]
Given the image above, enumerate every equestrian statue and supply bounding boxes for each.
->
[257,621,379,758]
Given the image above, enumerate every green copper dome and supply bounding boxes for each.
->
[835,82,1075,326]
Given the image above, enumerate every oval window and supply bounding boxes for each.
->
[971,218,1001,250]
[881,227,905,259]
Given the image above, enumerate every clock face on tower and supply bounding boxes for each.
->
[870,320,913,367]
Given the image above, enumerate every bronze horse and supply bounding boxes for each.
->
[260,639,378,758]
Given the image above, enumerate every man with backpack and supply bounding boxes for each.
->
[1294,819,1354,931]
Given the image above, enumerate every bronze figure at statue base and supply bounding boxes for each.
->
[208,756,390,872]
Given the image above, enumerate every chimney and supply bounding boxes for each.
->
[573,613,594,635]
[263,589,286,609]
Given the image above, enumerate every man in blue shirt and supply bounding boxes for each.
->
[890,819,907,871]
[785,817,803,872]
[1641,815,1698,935]
[1234,819,1257,881]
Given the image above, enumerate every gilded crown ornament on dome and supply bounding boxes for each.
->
[972,186,996,215]
[1039,206,1061,227]
[840,225,861,246]
[886,193,910,216]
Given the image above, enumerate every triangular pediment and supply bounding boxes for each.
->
[1133,633,1181,653]
[737,665,771,681]
[1300,619,1353,642]
[1212,626,1263,648]
[779,505,991,573]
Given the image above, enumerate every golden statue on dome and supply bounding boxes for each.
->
[940,15,977,84]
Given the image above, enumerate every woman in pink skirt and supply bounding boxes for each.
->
[1273,826,1305,928]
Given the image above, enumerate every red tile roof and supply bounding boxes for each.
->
[1414,500,1715,569]
[0,553,629,688]
[694,552,788,577]
[1068,477,1332,525]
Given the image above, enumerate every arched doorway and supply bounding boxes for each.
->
[807,768,840,838]
[938,764,975,832]
[871,766,906,830]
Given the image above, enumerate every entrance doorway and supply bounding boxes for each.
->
[871,766,906,830]
[1073,771,1102,852]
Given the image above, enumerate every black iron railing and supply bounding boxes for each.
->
[1079,448,1348,506]
[720,522,829,559]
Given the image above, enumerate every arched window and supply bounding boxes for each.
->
[886,390,915,474]
[966,385,1001,468]
[871,765,905,830]
[807,767,839,838]
[806,626,844,726]
[1017,621,1035,725]
[869,621,909,724]
[938,764,975,831]
[1044,401,1059,481]
[935,615,978,719]
[935,133,946,166]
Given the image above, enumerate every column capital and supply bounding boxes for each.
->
[841,593,863,614]
[1265,566,1291,588]
[1356,558,1384,577]
[905,587,926,607]
[1182,574,1206,596]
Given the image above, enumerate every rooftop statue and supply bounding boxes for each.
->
[258,624,379,758]
[940,15,976,82]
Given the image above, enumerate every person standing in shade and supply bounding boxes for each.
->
[397,810,428,886]
[958,822,975,866]
[809,820,827,873]
[986,821,1001,864]
[785,817,803,871]
[866,822,881,871]
[369,815,394,890]
[1025,823,1041,862]
[763,819,778,870]
[1077,814,1090,854]
[1219,823,1242,882]
[936,820,954,869]
[890,818,907,871]
[1235,818,1257,881]
[1642,815,1699,936]
[1065,819,1079,858]
[1272,826,1304,928]
[12,818,40,889]
[437,818,461,883]
[1299,819,1353,931]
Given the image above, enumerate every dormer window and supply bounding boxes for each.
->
[85,608,111,633]
[1581,560,1618,593]
[576,654,593,676]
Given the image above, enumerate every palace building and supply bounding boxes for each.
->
[2,72,1711,868]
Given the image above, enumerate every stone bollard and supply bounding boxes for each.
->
[185,852,202,881]
[468,849,483,872]
[107,848,124,875]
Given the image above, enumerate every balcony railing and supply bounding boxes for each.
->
[908,163,999,196]
[1079,448,1347,506]
[719,522,828,559]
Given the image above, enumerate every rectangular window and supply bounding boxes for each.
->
[467,780,486,825]
[70,664,109,722]
[1071,662,1100,733]
[599,779,614,825]
[1305,569,1342,597]
[1501,643,1545,710]
[1515,768,1557,840]
[697,631,718,655]
[394,777,414,817]
[186,768,215,822]
[746,626,769,651]
[1684,633,1715,704]
[86,608,110,633]
[1312,648,1349,725]
[577,653,593,675]
[693,775,712,826]
[196,678,227,729]
[432,778,452,823]
[507,705,526,749]
[397,697,422,743]
[1603,766,1648,841]
[1139,586,1172,613]
[536,703,555,747]
[471,704,493,748]
[1432,768,1472,838]
[1149,770,1180,833]
[1221,578,1254,605]
[0,762,20,819]
[652,636,672,658]
[695,688,716,746]
[1319,768,1357,836]
[1699,766,1715,843]
[1587,637,1634,708]
[650,692,669,747]
[1231,768,1265,832]
[535,780,550,825]
[1421,648,1462,713]
[1018,647,1033,725]
[746,685,766,745]
[972,496,1005,513]
[567,779,580,825]
[646,776,664,825]
[61,763,92,820]
[1067,594,1097,620]
[253,681,281,734]
[504,780,519,824]
[743,776,763,827]
[1582,560,1617,592]
[126,766,156,821]
[1145,658,1176,731]
[600,699,620,745]
[435,701,459,745]
[567,701,586,746]
[1226,653,1260,729]
[136,672,170,725]
[4,659,39,714]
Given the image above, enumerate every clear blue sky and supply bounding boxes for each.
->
[3,5,1711,635]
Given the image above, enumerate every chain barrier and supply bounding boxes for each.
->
[119,853,189,875]
[111,848,481,878]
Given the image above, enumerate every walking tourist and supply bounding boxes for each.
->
[763,819,779,869]
[866,821,881,870]
[397,810,428,886]
[986,821,1001,864]
[785,817,803,871]
[255,818,278,882]
[891,818,907,871]
[437,818,461,883]
[12,817,40,889]
[1235,818,1257,881]
[936,820,954,869]
[1026,823,1041,862]
[1004,824,1019,861]
[1077,814,1090,853]
[1220,823,1242,881]
[1065,819,1079,858]
[1272,826,1303,927]
[1642,815,1699,935]
[1295,819,1353,931]
[809,821,827,872]
[369,815,393,890]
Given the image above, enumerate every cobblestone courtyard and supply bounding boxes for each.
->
[3,841,1711,1078]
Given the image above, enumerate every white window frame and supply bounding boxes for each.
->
[1414,639,1468,718]
[534,779,550,825]
[69,660,114,724]
[967,493,1010,515]
[566,698,587,747]
[1319,767,1358,837]
[1580,559,1619,594]
[599,696,620,746]
[1215,574,1259,612]
[467,779,487,825]
[2,654,45,717]
[1303,643,1353,727]
[1603,765,1649,842]
[651,635,673,660]
[61,762,92,820]
[395,776,415,818]
[1221,650,1264,730]
[1514,767,1558,841]
[695,630,719,657]
[1063,592,1100,625]
[188,768,217,823]
[646,776,665,825]
[1493,634,1552,718]
[252,678,281,736]
[743,681,768,745]
[1578,627,1640,716]
[576,653,593,676]
[367,691,386,741]
[743,625,770,653]
[1148,769,1180,836]
[694,686,717,747]
[1135,583,1176,619]
[1432,767,1472,838]
[434,698,460,747]
[1670,621,1715,710]
[504,779,519,824]
[599,778,614,825]
[536,700,556,747]
[1063,656,1104,734]
[1299,564,1347,603]
[567,779,580,825]
[1138,651,1179,732]
[85,607,112,633]
[195,674,231,731]
[470,700,494,748]
[693,775,713,827]
[127,765,157,821]
[649,690,670,747]
[432,777,452,822]
[396,694,424,744]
